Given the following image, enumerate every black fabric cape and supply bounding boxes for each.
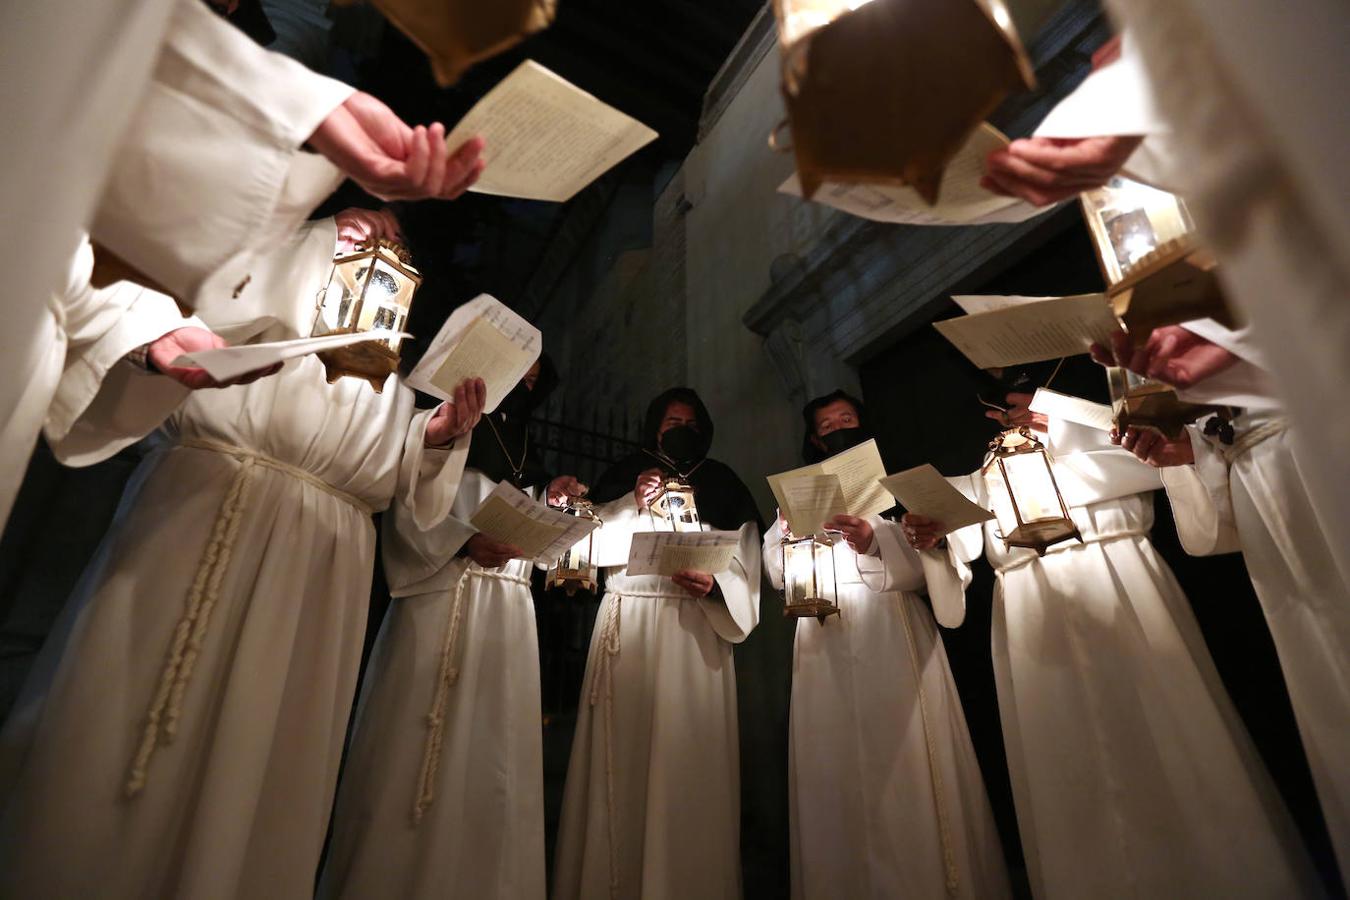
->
[589,387,762,534]
[463,355,558,491]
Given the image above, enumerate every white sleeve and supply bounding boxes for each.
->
[856,517,926,594]
[91,0,353,308]
[1047,418,1165,506]
[1159,427,1243,557]
[701,521,761,644]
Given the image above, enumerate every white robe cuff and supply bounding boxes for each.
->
[1159,427,1242,556]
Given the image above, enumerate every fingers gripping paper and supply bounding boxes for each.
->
[171,330,412,381]
[880,465,993,534]
[625,531,740,578]
[767,439,892,536]
[778,124,1049,226]
[933,294,1123,368]
[404,295,540,413]
[446,60,658,203]
[468,482,601,566]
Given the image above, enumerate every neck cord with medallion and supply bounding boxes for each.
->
[486,414,529,486]
[642,447,707,481]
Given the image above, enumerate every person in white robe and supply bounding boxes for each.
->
[763,390,1011,900]
[0,214,482,899]
[1099,322,1350,884]
[553,388,761,900]
[320,357,579,900]
[894,397,1319,899]
[0,0,484,533]
[981,9,1350,590]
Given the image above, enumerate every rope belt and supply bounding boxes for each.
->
[125,437,373,797]
[412,563,532,825]
[588,589,687,900]
[1220,417,1288,464]
[897,599,960,897]
[994,527,1149,575]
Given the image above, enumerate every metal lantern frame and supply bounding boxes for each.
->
[780,531,840,622]
[313,238,423,391]
[546,497,601,596]
[647,476,701,533]
[982,427,1081,556]
[1106,366,1227,441]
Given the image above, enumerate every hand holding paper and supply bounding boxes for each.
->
[626,530,740,578]
[469,482,602,566]
[445,60,657,203]
[404,295,541,413]
[880,465,993,535]
[168,329,408,384]
[767,439,892,537]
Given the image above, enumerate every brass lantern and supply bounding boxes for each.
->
[982,427,1081,556]
[1080,176,1231,333]
[312,238,422,391]
[1106,366,1227,441]
[546,497,601,596]
[648,477,701,533]
[780,533,839,622]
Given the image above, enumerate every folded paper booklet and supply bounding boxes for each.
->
[445,60,658,203]
[767,438,892,537]
[468,481,602,566]
[1030,388,1115,432]
[404,294,540,413]
[626,530,740,578]
[171,330,412,382]
[933,293,1122,369]
[778,124,1049,226]
[879,464,993,534]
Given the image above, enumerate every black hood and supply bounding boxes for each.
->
[800,389,869,464]
[464,352,559,489]
[641,386,715,455]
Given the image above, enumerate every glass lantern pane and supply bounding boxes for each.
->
[782,539,817,607]
[1082,176,1195,284]
[1001,451,1063,524]
[315,257,369,336]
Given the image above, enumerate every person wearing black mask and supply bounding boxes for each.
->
[765,390,1012,898]
[553,387,763,900]
[321,355,584,900]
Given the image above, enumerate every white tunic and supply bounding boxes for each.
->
[553,499,761,900]
[1162,409,1350,881]
[762,518,1011,900]
[0,217,469,899]
[901,420,1318,899]
[320,469,546,900]
[0,0,350,532]
[0,239,191,530]
[1104,0,1350,593]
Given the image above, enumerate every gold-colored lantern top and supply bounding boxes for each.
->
[547,496,601,597]
[313,238,422,392]
[780,532,840,622]
[648,477,702,533]
[982,427,1081,556]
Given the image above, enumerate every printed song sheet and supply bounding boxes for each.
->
[625,530,740,577]
[778,124,1050,226]
[170,330,411,382]
[446,60,658,202]
[767,439,892,537]
[1030,388,1116,432]
[468,482,601,566]
[933,293,1122,368]
[404,294,541,413]
[879,465,994,534]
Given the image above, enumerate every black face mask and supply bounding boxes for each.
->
[819,426,868,456]
[659,425,705,464]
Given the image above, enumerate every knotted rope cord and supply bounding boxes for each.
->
[126,437,372,797]
[411,563,530,824]
[994,527,1149,575]
[587,589,686,900]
